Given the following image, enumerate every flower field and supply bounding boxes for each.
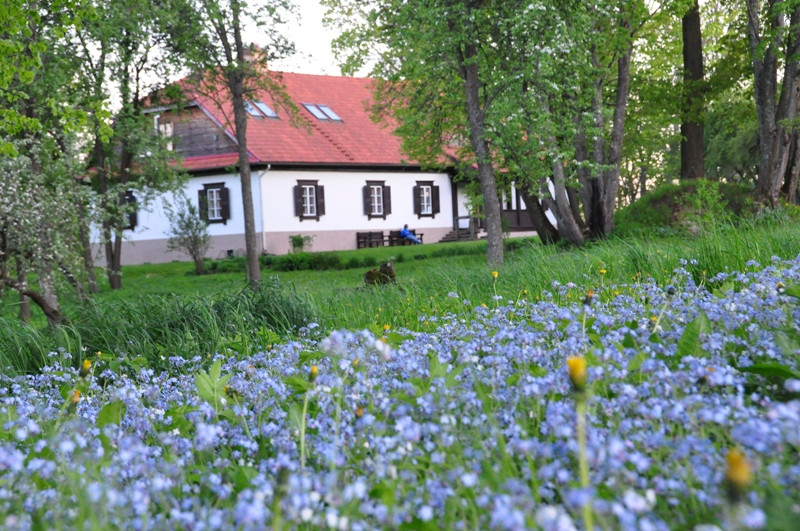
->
[2,256,800,530]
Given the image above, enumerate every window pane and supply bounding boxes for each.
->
[318,104,342,121]
[421,185,432,214]
[302,185,317,216]
[208,188,222,219]
[370,185,383,215]
[243,101,262,117]
[303,103,328,120]
[254,101,277,118]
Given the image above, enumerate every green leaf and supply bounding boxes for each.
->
[97,400,126,428]
[298,350,326,364]
[738,363,800,380]
[429,352,447,379]
[712,280,734,297]
[784,284,800,299]
[369,480,396,507]
[445,364,466,388]
[676,312,712,357]
[196,371,215,404]
[209,359,222,382]
[163,405,197,437]
[622,334,636,349]
[627,351,648,372]
[775,331,800,357]
[285,375,311,394]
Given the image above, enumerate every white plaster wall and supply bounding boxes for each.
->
[259,169,455,253]
[119,172,262,242]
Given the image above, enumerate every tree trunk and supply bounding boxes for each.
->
[599,42,633,235]
[37,266,62,319]
[16,258,31,324]
[75,190,99,295]
[782,132,800,203]
[459,43,504,267]
[519,190,560,244]
[227,3,262,287]
[2,277,68,326]
[194,256,205,276]
[748,2,800,206]
[230,81,263,286]
[549,150,586,246]
[680,0,705,180]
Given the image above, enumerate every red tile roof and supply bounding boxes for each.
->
[180,152,250,172]
[181,72,416,170]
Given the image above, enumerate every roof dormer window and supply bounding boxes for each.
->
[303,103,342,122]
[244,100,262,118]
[254,100,278,118]
[317,104,342,121]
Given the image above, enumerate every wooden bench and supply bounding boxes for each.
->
[356,231,386,248]
[388,230,423,246]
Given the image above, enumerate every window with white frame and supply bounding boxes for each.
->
[413,181,440,219]
[419,185,432,214]
[158,122,173,151]
[370,185,383,215]
[207,187,223,220]
[302,184,316,216]
[294,180,325,221]
[198,183,230,224]
[363,181,391,219]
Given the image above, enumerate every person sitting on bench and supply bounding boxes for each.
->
[400,224,422,244]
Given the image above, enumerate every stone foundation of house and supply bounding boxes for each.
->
[94,227,455,266]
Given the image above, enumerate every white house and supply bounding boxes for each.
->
[114,71,528,265]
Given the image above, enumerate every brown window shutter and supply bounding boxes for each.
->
[293,185,302,217]
[316,185,325,217]
[198,189,209,222]
[383,186,392,216]
[362,185,371,217]
[413,185,420,215]
[124,191,137,230]
[220,186,230,224]
[432,185,440,215]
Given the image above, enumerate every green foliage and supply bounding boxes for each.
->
[164,193,211,274]
[289,234,314,253]
[615,181,756,236]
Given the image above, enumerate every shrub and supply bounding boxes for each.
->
[273,252,312,271]
[259,254,277,268]
[308,252,342,270]
[345,256,363,269]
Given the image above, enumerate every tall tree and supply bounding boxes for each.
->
[75,0,189,290]
[746,0,800,206]
[180,0,298,285]
[325,0,509,265]
[681,0,706,179]
[0,1,91,323]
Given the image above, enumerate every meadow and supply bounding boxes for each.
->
[1,207,800,529]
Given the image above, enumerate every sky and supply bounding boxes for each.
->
[267,0,342,75]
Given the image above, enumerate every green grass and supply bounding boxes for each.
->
[2,212,800,374]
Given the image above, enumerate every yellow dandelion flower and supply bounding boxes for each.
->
[566,357,587,391]
[79,359,91,378]
[491,270,499,280]
[599,269,607,275]
[309,365,318,382]
[724,448,752,503]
